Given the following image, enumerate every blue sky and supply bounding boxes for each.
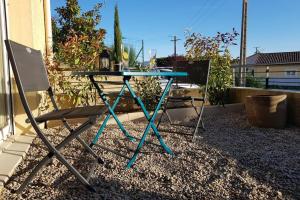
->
[51,0,300,61]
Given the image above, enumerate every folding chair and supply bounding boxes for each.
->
[5,40,107,193]
[157,60,211,138]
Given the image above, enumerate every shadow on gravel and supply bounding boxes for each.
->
[5,143,174,200]
[3,104,299,199]
[54,177,175,200]
[196,105,300,199]
[50,148,175,200]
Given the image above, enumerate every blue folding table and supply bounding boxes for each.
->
[72,71,188,168]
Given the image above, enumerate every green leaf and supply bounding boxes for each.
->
[75,58,80,65]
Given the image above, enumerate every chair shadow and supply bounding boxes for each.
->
[95,135,168,158]
[131,116,195,142]
[49,147,175,200]
[6,147,175,199]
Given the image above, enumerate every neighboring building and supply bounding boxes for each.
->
[0,0,52,143]
[245,51,300,87]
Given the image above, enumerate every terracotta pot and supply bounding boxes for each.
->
[245,94,287,128]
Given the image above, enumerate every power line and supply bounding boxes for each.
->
[170,1,211,38]
[190,0,226,30]
[188,0,215,29]
[187,0,211,28]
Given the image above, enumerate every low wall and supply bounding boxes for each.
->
[229,87,300,126]
[54,77,205,113]
[45,87,205,128]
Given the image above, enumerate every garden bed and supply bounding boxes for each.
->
[1,105,299,199]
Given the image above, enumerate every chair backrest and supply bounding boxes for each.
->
[174,60,211,86]
[5,40,50,92]
[5,39,57,150]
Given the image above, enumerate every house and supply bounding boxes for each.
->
[245,51,300,87]
[0,0,52,186]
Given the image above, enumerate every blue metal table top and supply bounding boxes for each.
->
[72,71,188,77]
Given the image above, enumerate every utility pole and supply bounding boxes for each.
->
[239,0,248,86]
[170,36,181,64]
[142,40,144,66]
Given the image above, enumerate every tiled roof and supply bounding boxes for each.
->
[247,51,300,65]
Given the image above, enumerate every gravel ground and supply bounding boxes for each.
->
[1,105,299,199]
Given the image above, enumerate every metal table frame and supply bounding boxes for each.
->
[73,71,187,168]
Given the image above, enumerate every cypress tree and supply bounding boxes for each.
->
[114,5,122,66]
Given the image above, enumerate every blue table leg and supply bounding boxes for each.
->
[124,78,174,168]
[89,77,135,147]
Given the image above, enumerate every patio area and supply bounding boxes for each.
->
[1,104,299,199]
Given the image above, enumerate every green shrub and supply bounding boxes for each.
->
[245,74,264,88]
[133,66,162,110]
[207,50,233,105]
[185,30,239,105]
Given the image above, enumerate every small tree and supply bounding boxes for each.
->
[50,0,106,106]
[185,29,239,105]
[114,5,122,66]
[53,0,105,70]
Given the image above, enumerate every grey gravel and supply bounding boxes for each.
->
[1,105,300,199]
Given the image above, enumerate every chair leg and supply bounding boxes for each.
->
[193,101,206,140]
[60,118,104,164]
[156,99,168,129]
[15,119,98,193]
[193,117,202,141]
[191,99,199,116]
[76,136,104,164]
[54,151,96,192]
[16,149,95,193]
[156,110,164,129]
[165,110,173,125]
[15,152,54,193]
[200,120,205,131]
[157,99,175,128]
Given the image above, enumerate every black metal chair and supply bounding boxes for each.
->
[157,60,211,138]
[5,40,107,193]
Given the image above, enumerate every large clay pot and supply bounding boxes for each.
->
[245,94,287,128]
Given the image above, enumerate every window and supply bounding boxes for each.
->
[286,70,297,77]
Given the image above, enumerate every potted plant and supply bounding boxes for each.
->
[245,94,287,128]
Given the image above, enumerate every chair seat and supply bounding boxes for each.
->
[168,96,205,102]
[34,106,107,123]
